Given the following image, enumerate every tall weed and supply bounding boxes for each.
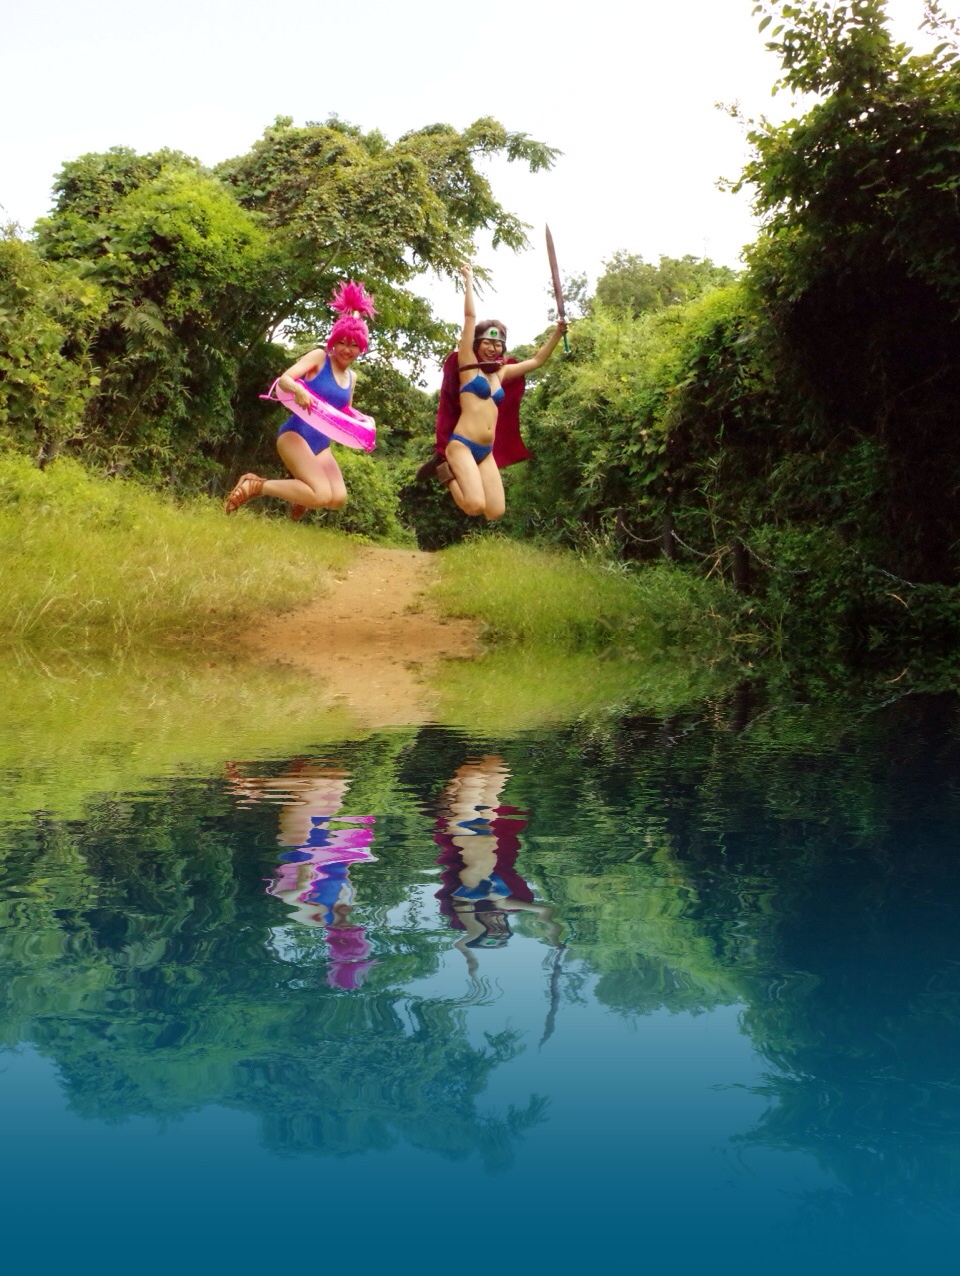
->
[432,537,735,659]
[0,453,354,650]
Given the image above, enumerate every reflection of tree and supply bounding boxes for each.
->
[31,982,547,1170]
[508,691,960,1216]
[5,692,960,1205]
[0,741,547,1168]
[399,694,960,1218]
[701,695,960,1215]
[236,1011,548,1169]
[733,811,960,1213]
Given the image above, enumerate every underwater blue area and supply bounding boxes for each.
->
[2,693,960,1273]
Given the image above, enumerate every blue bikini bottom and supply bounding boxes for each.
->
[449,432,492,464]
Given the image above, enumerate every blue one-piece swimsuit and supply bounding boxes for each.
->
[277,358,353,454]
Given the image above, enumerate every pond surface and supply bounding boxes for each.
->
[2,679,960,1272]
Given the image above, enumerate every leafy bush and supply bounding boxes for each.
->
[0,231,105,462]
[324,449,408,541]
[508,285,768,551]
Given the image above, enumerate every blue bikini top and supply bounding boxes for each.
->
[460,372,505,405]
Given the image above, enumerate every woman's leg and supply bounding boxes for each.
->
[271,433,347,510]
[446,439,489,517]
[477,453,505,521]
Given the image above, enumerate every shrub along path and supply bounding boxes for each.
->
[237,546,479,728]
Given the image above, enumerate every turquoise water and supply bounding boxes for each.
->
[2,689,960,1271]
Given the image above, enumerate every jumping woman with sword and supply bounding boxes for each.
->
[430,262,568,521]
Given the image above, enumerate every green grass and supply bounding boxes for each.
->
[0,648,372,824]
[0,452,354,651]
[432,537,736,658]
[433,644,736,732]
[0,641,739,826]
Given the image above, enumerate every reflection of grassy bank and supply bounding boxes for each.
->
[436,645,734,731]
[0,651,368,823]
[1,643,740,823]
[0,453,353,650]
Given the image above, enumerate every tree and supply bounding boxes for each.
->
[35,151,272,482]
[740,0,960,306]
[215,115,560,370]
[31,118,559,488]
[500,3,960,664]
[0,228,105,464]
[737,0,960,584]
[594,252,738,318]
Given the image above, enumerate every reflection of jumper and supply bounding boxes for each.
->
[270,817,375,925]
[434,805,533,930]
[276,359,355,454]
[268,815,378,990]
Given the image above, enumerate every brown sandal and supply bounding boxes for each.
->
[436,461,453,486]
[225,473,264,514]
[289,503,308,522]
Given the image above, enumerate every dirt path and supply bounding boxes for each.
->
[237,545,480,727]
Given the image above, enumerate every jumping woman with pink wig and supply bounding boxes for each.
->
[225,281,376,518]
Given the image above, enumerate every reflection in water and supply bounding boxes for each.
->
[2,693,960,1264]
[226,761,377,989]
[432,755,559,990]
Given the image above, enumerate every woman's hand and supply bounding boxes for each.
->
[293,382,314,409]
[459,262,477,330]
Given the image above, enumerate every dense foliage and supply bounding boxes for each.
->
[0,230,105,463]
[3,116,556,504]
[5,3,960,668]
[508,0,960,669]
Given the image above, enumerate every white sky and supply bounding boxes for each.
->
[0,0,942,352]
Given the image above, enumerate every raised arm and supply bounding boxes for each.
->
[457,264,478,371]
[500,321,569,382]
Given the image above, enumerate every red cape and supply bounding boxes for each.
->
[435,352,531,468]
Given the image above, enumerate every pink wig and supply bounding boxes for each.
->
[326,279,376,354]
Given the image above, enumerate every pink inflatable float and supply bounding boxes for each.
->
[262,378,377,453]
